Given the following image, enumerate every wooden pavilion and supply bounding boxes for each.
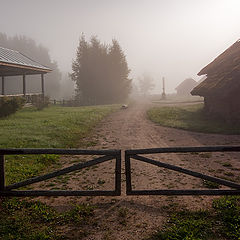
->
[0,46,51,98]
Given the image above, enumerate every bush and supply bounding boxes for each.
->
[0,96,25,117]
[31,95,50,110]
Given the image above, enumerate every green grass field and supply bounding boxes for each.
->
[0,105,118,148]
[148,104,240,134]
[0,105,118,185]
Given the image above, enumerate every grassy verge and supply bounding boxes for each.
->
[0,105,118,185]
[147,104,240,134]
[146,196,240,240]
[0,105,118,148]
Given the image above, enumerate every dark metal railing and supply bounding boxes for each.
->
[1,146,240,197]
[0,148,121,197]
[125,146,240,196]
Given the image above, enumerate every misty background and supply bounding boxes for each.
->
[0,0,240,98]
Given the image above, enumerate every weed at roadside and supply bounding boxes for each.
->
[145,210,213,240]
[212,196,240,239]
[118,207,128,226]
[202,179,220,189]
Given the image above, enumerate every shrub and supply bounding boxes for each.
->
[31,95,50,110]
[0,96,25,117]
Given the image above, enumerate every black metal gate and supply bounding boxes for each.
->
[125,146,240,196]
[1,146,240,197]
[0,148,121,196]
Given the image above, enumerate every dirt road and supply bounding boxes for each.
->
[44,101,240,239]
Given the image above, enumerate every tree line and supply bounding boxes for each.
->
[70,35,132,105]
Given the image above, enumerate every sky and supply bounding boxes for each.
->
[1,0,240,93]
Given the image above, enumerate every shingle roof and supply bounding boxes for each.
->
[0,47,51,76]
[191,39,240,97]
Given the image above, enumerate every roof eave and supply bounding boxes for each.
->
[0,61,52,74]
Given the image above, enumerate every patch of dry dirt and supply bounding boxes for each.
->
[36,101,240,239]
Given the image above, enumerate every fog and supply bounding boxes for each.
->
[1,0,240,93]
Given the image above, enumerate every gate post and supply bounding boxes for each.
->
[125,152,132,195]
[0,155,5,191]
[115,151,121,195]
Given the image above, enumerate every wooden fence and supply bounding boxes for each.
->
[50,99,66,105]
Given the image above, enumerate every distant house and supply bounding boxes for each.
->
[191,39,240,123]
[175,78,197,96]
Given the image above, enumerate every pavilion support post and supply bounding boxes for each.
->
[41,74,45,98]
[23,74,26,96]
[1,76,4,95]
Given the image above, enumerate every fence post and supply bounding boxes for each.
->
[0,155,5,191]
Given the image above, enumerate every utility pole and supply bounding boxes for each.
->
[161,77,166,100]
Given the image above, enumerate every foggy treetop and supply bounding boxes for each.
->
[70,35,131,105]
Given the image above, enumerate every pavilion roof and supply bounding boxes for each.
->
[0,47,51,76]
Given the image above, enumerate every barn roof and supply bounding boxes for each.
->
[0,46,51,76]
[191,39,240,97]
[175,78,197,91]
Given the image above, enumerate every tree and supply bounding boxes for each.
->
[138,73,155,96]
[70,34,89,102]
[70,35,131,105]
[0,33,61,98]
[108,39,132,102]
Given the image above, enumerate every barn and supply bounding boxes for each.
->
[191,39,240,123]
[175,78,197,96]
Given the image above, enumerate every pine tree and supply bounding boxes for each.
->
[70,34,89,103]
[108,39,131,102]
[71,35,131,105]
